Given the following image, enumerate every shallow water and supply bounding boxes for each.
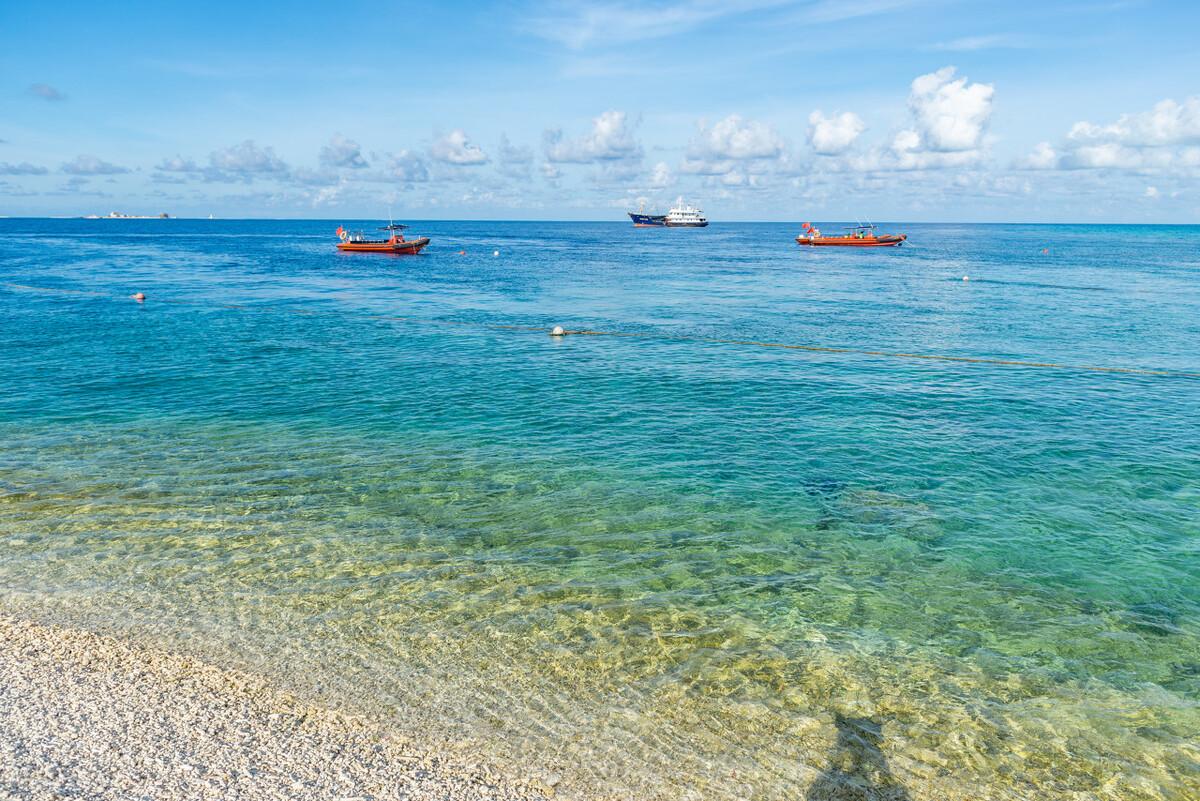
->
[1,219,1198,800]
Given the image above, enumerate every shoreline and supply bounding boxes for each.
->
[0,613,558,801]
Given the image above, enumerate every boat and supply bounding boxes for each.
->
[336,223,430,254]
[665,200,708,227]
[796,223,905,247]
[628,201,666,227]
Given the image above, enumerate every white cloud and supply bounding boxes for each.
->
[649,161,672,188]
[719,169,768,189]
[319,135,369,169]
[807,110,865,155]
[1059,142,1146,170]
[209,140,288,176]
[389,150,430,183]
[61,155,130,175]
[1017,141,1058,170]
[156,155,200,172]
[818,66,994,173]
[0,161,48,175]
[430,129,489,165]
[544,111,642,163]
[906,66,994,152]
[689,114,784,160]
[311,184,345,207]
[1144,186,1159,198]
[1029,97,1200,172]
[1067,97,1200,148]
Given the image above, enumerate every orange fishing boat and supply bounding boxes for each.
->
[796,223,906,247]
[336,223,430,254]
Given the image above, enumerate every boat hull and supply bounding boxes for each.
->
[796,234,905,247]
[665,221,709,228]
[628,212,666,227]
[337,237,430,254]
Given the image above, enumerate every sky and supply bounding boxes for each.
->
[1,0,1198,222]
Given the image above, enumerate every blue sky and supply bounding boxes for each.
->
[2,0,1198,221]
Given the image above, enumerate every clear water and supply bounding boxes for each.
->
[1,219,1198,800]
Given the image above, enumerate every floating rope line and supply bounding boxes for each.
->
[5,282,1199,380]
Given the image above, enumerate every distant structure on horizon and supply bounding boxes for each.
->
[82,211,171,219]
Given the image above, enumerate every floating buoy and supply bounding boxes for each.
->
[493,249,500,257]
[550,325,565,337]
[458,249,466,256]
[962,276,969,282]
[132,292,146,301]
[1042,248,1049,254]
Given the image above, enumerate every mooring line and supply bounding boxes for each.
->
[4,282,1199,380]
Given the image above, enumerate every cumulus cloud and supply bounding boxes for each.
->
[808,111,865,155]
[28,83,66,101]
[319,135,368,169]
[1023,97,1200,171]
[838,66,993,172]
[430,129,488,165]
[389,150,430,183]
[151,141,291,183]
[719,169,768,189]
[1068,97,1200,148]
[209,140,289,176]
[156,155,201,173]
[649,161,672,188]
[544,111,642,163]
[689,114,784,160]
[903,66,994,153]
[1017,141,1058,170]
[0,161,48,175]
[61,155,130,175]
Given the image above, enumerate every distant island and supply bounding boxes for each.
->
[82,211,171,219]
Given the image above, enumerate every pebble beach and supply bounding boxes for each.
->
[0,614,554,801]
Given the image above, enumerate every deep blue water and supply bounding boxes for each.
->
[1,219,1198,800]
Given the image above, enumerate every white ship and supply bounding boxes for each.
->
[664,199,708,228]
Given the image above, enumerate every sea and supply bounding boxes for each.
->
[1,218,1197,800]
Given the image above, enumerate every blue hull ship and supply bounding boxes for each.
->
[628,212,667,227]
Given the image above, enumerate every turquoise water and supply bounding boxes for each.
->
[1,219,1198,800]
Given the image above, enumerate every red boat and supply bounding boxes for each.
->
[796,223,906,247]
[337,223,430,254]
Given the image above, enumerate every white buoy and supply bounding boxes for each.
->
[493,249,500,257]
[550,325,565,337]
[962,275,970,282]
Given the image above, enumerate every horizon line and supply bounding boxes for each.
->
[2,216,1199,227]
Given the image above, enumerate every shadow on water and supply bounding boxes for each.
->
[806,714,913,801]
